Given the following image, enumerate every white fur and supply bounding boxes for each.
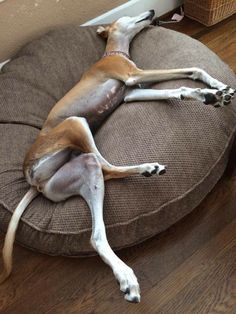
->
[0,187,38,283]
[125,87,232,107]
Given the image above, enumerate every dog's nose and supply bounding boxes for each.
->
[149,10,155,19]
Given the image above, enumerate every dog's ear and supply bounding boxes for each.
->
[96,26,109,39]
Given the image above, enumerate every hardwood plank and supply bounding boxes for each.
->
[195,16,236,72]
[163,14,236,71]
[143,220,236,313]
[162,16,205,37]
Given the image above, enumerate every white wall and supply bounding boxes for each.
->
[83,0,183,25]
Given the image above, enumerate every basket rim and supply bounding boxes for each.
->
[184,0,236,11]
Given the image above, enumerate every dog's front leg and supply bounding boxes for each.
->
[42,153,141,303]
[125,87,231,107]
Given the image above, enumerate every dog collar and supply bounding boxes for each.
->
[103,51,130,59]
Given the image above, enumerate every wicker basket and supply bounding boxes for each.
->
[184,0,236,26]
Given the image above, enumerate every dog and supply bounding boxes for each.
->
[0,10,235,303]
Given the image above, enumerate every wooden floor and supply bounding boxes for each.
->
[0,15,236,314]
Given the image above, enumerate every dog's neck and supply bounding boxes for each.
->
[105,35,130,57]
[103,51,130,59]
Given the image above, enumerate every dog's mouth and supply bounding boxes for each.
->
[135,10,155,24]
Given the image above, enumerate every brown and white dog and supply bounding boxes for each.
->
[0,10,235,303]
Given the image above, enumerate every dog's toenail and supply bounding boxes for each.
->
[142,171,152,177]
[159,169,166,175]
[125,288,130,294]
[214,104,221,108]
[224,100,231,105]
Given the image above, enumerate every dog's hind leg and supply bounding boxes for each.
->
[25,116,166,185]
[104,59,235,103]
[124,87,231,107]
[57,117,167,180]
[42,153,141,303]
[125,67,235,96]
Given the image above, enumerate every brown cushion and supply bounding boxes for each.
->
[0,25,236,256]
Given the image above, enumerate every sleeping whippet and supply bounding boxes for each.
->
[0,10,235,303]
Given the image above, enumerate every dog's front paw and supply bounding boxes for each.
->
[141,163,167,177]
[114,265,141,303]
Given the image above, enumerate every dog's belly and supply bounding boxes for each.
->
[81,79,126,131]
[45,79,126,132]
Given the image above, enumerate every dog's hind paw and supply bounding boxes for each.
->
[141,163,167,177]
[220,86,235,97]
[215,86,235,107]
[200,87,235,107]
[114,266,141,303]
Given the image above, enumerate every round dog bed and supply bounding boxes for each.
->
[0,25,236,256]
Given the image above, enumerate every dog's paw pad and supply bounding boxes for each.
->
[216,90,223,96]
[205,86,235,108]
[142,171,153,177]
[151,165,159,174]
[203,93,218,105]
[159,169,166,175]
[127,296,140,303]
[141,163,167,177]
[124,287,130,294]
[224,94,231,101]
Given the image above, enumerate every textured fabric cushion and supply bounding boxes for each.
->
[0,25,236,256]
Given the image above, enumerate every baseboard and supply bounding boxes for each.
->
[0,1,183,66]
[82,0,184,26]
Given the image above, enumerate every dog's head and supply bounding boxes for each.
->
[96,10,155,41]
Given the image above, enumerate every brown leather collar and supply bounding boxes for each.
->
[103,50,130,59]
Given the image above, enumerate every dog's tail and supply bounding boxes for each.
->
[0,187,39,283]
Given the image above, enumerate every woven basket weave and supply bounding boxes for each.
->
[184,0,236,26]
